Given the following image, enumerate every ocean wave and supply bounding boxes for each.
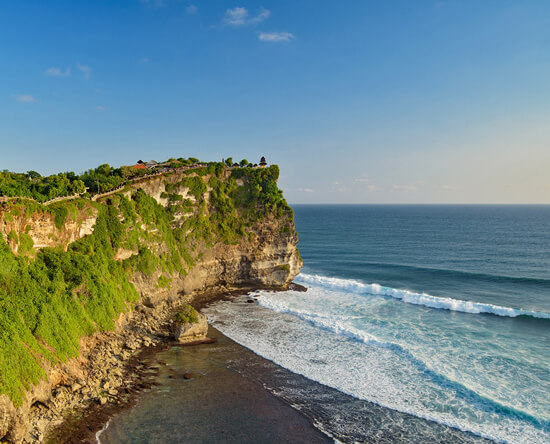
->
[207,298,550,442]
[296,273,550,320]
[255,295,550,429]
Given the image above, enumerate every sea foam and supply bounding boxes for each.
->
[296,273,550,320]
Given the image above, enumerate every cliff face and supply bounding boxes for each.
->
[0,204,97,254]
[0,164,301,442]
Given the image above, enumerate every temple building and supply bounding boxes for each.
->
[259,156,267,168]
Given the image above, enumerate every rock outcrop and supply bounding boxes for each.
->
[174,313,208,343]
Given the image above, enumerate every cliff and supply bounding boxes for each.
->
[0,163,301,442]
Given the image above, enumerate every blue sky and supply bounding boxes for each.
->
[2,0,550,203]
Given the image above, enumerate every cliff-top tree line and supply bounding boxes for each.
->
[0,157,204,203]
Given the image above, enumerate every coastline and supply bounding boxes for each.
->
[33,288,240,443]
[38,287,299,444]
[46,289,492,444]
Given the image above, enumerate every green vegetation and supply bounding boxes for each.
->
[0,159,294,406]
[175,304,199,324]
[231,165,293,219]
[157,275,172,289]
[18,233,34,255]
[0,157,202,202]
[52,206,69,230]
[0,206,139,405]
[0,171,85,202]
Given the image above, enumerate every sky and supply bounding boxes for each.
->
[1,0,550,204]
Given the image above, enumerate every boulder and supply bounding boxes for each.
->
[174,313,208,343]
[289,282,308,292]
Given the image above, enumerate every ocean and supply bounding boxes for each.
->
[204,205,550,443]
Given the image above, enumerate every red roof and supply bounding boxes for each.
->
[133,164,147,170]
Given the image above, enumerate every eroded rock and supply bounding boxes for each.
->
[174,313,208,343]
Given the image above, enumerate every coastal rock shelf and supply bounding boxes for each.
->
[0,162,301,443]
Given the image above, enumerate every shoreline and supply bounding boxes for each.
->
[95,326,333,444]
[39,287,274,444]
[38,284,490,444]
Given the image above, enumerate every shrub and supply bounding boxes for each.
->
[52,206,69,230]
[175,304,199,324]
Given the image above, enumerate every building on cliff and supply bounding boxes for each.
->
[259,156,267,168]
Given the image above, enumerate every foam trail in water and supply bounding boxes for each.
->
[96,419,111,443]
[297,273,550,319]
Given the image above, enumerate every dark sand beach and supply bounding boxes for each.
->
[97,326,332,444]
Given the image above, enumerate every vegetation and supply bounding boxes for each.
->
[0,206,139,405]
[175,304,199,324]
[231,164,293,219]
[0,157,202,202]
[0,171,85,202]
[0,158,293,406]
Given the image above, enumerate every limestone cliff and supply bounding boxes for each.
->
[0,163,301,442]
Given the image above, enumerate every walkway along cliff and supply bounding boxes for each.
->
[0,162,302,442]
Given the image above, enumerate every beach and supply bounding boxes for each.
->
[96,326,332,444]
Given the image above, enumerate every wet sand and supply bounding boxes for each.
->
[97,326,332,443]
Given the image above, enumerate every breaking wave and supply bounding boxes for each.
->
[296,273,550,320]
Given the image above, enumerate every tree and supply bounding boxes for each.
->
[239,159,249,167]
[224,157,233,166]
[27,171,41,179]
[70,180,86,195]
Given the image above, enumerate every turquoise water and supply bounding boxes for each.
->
[206,205,550,443]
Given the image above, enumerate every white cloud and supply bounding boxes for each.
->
[223,7,270,26]
[393,181,425,193]
[259,32,295,42]
[186,4,198,15]
[297,188,314,193]
[45,67,70,77]
[15,94,36,103]
[95,105,107,111]
[393,184,417,192]
[354,177,377,191]
[442,185,459,191]
[76,63,92,79]
[139,57,150,63]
